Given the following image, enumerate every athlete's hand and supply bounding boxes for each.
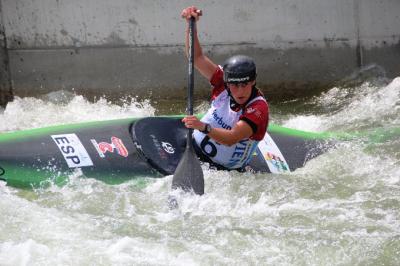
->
[181,6,202,21]
[182,116,205,131]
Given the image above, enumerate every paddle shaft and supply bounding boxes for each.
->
[170,15,204,197]
[187,17,195,146]
[186,17,195,146]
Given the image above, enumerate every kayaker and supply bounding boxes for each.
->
[181,6,270,170]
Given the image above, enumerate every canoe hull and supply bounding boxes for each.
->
[0,117,331,188]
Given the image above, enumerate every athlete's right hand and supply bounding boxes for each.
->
[182,115,205,131]
[181,6,202,21]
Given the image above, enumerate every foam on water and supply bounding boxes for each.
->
[0,79,399,265]
[283,77,400,132]
[0,93,155,132]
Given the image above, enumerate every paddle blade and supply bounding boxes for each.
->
[172,144,204,195]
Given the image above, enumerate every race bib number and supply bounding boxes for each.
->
[200,136,217,157]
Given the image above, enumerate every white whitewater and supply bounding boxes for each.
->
[0,78,399,265]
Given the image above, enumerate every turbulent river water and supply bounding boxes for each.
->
[0,77,399,266]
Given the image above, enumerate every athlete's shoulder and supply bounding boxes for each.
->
[210,66,226,100]
[244,100,268,122]
[246,90,269,117]
[241,89,269,140]
[210,66,224,86]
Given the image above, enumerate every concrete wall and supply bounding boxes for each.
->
[0,0,399,105]
[0,0,12,107]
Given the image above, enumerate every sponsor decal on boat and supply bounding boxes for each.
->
[91,136,129,158]
[263,151,289,172]
[51,134,94,168]
[150,134,168,160]
[257,133,290,173]
[162,142,175,154]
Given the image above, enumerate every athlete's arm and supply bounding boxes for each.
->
[182,116,253,146]
[181,6,218,81]
[207,120,253,146]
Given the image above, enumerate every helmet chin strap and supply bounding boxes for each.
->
[225,85,238,110]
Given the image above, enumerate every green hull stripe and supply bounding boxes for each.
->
[0,115,332,142]
[1,115,398,144]
[0,118,137,142]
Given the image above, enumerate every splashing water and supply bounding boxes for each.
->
[284,77,400,132]
[0,79,399,265]
[0,93,155,132]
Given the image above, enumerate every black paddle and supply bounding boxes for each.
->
[171,16,204,196]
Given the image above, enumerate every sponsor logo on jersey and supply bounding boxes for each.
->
[212,109,232,130]
[91,136,129,158]
[246,107,262,118]
[227,139,258,168]
[51,134,93,168]
[246,107,256,114]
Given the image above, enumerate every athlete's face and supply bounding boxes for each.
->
[227,80,256,105]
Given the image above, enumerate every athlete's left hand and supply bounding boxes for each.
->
[182,116,205,131]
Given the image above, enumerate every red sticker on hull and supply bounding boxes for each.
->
[91,136,129,158]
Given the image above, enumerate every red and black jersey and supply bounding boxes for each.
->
[209,66,269,141]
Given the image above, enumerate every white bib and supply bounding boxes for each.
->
[194,90,264,169]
